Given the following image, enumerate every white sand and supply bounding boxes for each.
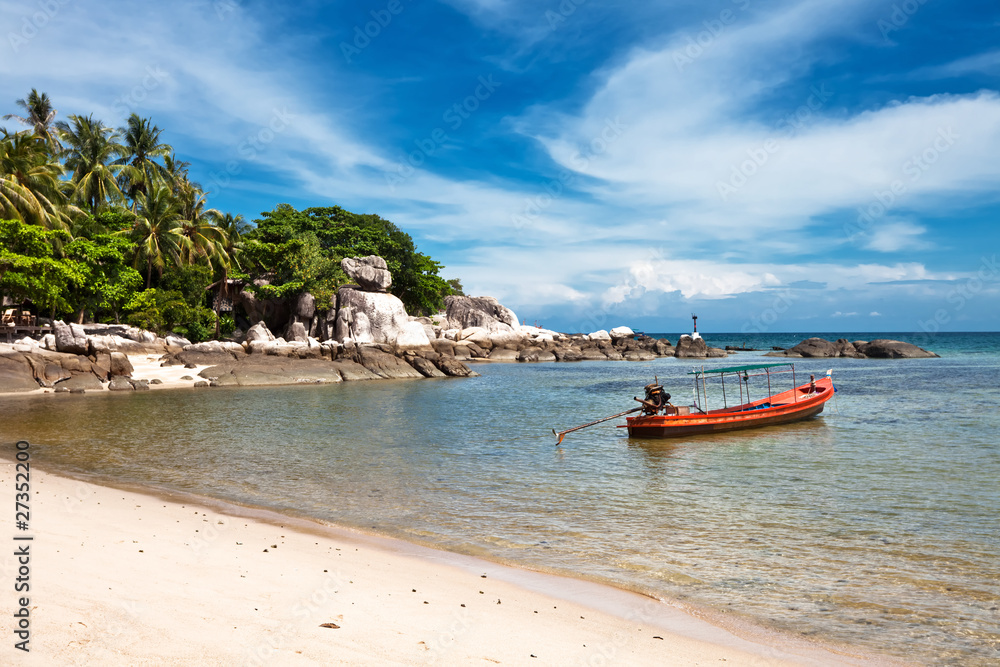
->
[0,464,898,666]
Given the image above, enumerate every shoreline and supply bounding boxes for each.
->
[1,461,902,665]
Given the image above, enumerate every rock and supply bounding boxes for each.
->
[488,348,520,361]
[787,338,840,357]
[579,348,608,360]
[354,346,424,379]
[108,375,134,391]
[395,321,434,351]
[109,352,133,377]
[129,378,150,391]
[434,356,477,377]
[431,339,457,357]
[553,346,584,362]
[624,350,656,361]
[408,356,447,378]
[609,326,634,340]
[295,292,316,320]
[588,329,611,341]
[0,354,40,392]
[53,321,89,355]
[285,320,308,343]
[194,381,209,387]
[443,296,521,344]
[341,256,392,292]
[246,321,276,344]
[674,335,707,358]
[336,287,430,348]
[164,334,191,348]
[654,339,674,356]
[856,339,939,359]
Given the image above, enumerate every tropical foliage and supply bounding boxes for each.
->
[0,90,459,336]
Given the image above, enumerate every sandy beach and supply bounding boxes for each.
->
[0,462,898,666]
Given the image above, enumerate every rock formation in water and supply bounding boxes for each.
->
[766,337,938,359]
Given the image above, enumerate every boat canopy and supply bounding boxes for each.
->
[687,362,793,375]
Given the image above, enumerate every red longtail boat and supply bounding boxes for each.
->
[622,363,835,438]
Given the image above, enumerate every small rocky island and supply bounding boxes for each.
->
[766,337,939,359]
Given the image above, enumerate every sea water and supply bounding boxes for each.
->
[1,332,997,664]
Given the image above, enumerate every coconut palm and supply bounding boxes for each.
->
[129,184,182,288]
[115,114,171,205]
[175,194,224,269]
[3,89,61,154]
[162,153,191,197]
[208,211,248,335]
[57,114,126,213]
[0,130,76,229]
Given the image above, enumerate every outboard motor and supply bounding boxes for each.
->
[641,383,671,415]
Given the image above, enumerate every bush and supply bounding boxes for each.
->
[219,315,236,337]
[124,289,217,340]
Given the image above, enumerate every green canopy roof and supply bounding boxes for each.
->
[687,362,793,375]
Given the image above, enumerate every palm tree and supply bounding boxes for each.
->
[115,114,171,205]
[129,185,182,288]
[57,114,126,213]
[3,89,60,154]
[208,211,248,335]
[162,153,191,197]
[0,130,76,229]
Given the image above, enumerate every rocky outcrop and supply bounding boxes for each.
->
[854,339,939,359]
[443,296,521,345]
[335,287,430,350]
[673,335,727,358]
[341,255,392,292]
[767,337,937,359]
[53,321,89,355]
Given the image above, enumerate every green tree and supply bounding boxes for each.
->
[0,218,82,319]
[248,204,456,314]
[57,114,125,213]
[128,185,182,288]
[0,131,76,230]
[64,233,142,323]
[3,89,61,154]
[114,114,171,205]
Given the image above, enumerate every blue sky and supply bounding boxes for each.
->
[3,0,1000,334]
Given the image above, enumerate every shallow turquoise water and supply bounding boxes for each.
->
[1,332,998,664]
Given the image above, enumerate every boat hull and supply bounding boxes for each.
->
[623,376,834,439]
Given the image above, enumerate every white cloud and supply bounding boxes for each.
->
[863,221,930,252]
